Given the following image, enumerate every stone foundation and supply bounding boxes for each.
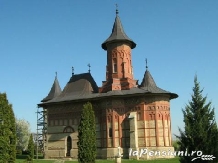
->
[44,150,65,159]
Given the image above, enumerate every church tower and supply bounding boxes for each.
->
[99,9,138,93]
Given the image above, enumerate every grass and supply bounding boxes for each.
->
[15,157,180,163]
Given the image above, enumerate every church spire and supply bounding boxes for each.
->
[140,64,157,88]
[41,73,62,102]
[101,8,136,50]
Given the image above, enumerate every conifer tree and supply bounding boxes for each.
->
[77,102,96,163]
[0,93,16,163]
[8,103,16,163]
[27,134,34,162]
[177,76,218,163]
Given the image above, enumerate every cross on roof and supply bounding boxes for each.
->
[88,63,91,73]
[146,58,148,69]
[116,4,119,15]
[72,66,74,76]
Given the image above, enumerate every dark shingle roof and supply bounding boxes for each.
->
[101,13,136,50]
[139,69,178,99]
[41,76,62,102]
[41,73,99,103]
[38,71,178,106]
[141,69,157,88]
[67,73,98,93]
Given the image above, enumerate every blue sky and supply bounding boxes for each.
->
[0,0,218,137]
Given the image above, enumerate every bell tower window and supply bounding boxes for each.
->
[113,58,117,73]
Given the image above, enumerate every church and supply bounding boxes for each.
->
[38,9,178,160]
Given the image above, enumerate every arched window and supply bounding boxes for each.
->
[66,136,72,156]
[63,126,75,133]
[109,128,112,137]
[113,58,117,73]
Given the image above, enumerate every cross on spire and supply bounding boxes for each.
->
[88,63,91,73]
[116,4,119,15]
[72,66,74,76]
[55,71,57,78]
[146,58,148,69]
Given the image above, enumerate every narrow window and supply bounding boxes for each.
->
[109,128,112,137]
[113,58,117,73]
[137,112,141,120]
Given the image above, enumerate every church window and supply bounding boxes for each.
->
[127,58,129,73]
[137,112,141,120]
[109,127,112,137]
[150,114,153,120]
[63,126,75,133]
[113,58,117,73]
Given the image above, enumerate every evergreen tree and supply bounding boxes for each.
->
[177,76,218,163]
[0,93,16,163]
[77,102,96,163]
[27,134,34,162]
[8,103,16,163]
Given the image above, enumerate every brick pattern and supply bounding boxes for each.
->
[44,95,173,159]
[99,43,138,92]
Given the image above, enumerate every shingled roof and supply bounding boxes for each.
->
[62,72,98,94]
[41,73,99,103]
[101,10,136,50]
[38,70,178,106]
[41,76,62,102]
[140,69,157,88]
[139,68,178,99]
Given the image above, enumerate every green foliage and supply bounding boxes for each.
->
[0,92,16,163]
[172,139,180,151]
[77,102,96,163]
[176,76,218,163]
[27,134,34,162]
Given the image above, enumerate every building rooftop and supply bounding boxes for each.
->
[41,75,62,102]
[101,10,136,50]
[38,70,178,106]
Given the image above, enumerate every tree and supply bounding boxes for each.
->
[0,93,16,163]
[172,139,180,151]
[16,118,31,151]
[26,134,34,162]
[176,76,218,163]
[77,102,96,163]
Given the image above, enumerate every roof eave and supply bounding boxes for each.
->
[37,91,178,108]
[101,39,136,50]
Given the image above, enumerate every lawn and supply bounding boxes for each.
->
[15,158,180,163]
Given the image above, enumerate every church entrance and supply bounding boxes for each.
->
[66,136,72,157]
